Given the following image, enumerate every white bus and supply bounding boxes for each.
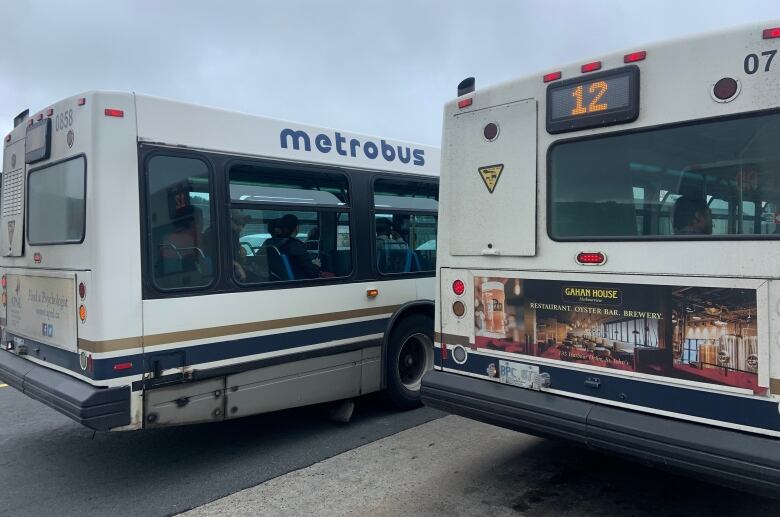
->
[422,22,780,494]
[0,92,439,430]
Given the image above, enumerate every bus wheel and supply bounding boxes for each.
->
[386,314,434,409]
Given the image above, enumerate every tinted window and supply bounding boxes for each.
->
[28,156,85,244]
[373,179,438,274]
[229,165,352,284]
[147,156,216,290]
[550,112,780,239]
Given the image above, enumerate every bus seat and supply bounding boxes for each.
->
[262,245,294,281]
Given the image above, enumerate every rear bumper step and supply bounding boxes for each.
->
[421,370,780,497]
[0,350,130,430]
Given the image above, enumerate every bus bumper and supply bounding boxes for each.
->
[421,370,780,497]
[0,349,130,431]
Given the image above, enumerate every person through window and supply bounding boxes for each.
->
[267,214,321,279]
[231,212,251,282]
[673,196,713,235]
[376,217,409,272]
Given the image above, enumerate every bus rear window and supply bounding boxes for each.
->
[549,112,780,240]
[28,156,86,244]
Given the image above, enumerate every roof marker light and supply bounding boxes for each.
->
[36,113,43,121]
[624,51,647,63]
[543,71,562,83]
[581,61,602,73]
[104,108,124,118]
[763,27,780,39]
[46,108,54,117]
[78,98,86,106]
[458,98,473,109]
[4,134,10,143]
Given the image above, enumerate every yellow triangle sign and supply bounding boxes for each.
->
[478,164,504,193]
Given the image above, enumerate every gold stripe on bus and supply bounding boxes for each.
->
[77,305,401,353]
[770,378,780,395]
[438,332,471,347]
[78,337,143,354]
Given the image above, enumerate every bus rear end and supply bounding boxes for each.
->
[423,22,780,495]
[0,92,139,430]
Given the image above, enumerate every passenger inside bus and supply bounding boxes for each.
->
[376,217,416,273]
[264,214,321,279]
[673,196,713,235]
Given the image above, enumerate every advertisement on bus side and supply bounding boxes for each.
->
[474,277,762,393]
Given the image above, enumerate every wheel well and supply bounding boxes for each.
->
[381,301,434,388]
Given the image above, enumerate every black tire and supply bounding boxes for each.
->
[385,314,434,410]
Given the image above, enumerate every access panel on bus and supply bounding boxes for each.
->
[446,99,537,257]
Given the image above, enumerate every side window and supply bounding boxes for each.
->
[147,155,216,290]
[228,164,351,284]
[373,178,438,274]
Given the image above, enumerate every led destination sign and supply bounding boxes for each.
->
[546,65,639,134]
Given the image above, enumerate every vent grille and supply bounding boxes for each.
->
[2,167,23,217]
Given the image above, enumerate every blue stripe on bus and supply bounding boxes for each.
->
[8,317,388,381]
[441,349,780,433]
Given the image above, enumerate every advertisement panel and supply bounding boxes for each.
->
[474,277,762,393]
[6,274,77,352]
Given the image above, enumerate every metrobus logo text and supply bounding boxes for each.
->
[280,128,425,166]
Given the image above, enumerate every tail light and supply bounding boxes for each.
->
[79,305,87,322]
[452,279,465,296]
[576,252,607,265]
[78,282,86,299]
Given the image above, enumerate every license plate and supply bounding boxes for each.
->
[499,360,539,389]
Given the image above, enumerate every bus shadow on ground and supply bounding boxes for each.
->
[469,437,777,517]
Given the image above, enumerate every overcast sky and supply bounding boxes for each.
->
[2,1,780,145]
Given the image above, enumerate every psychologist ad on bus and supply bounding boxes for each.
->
[474,277,762,393]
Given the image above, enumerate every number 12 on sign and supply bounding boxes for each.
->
[571,81,608,116]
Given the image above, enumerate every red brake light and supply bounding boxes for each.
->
[763,28,780,39]
[458,98,473,109]
[543,71,562,83]
[576,252,606,265]
[78,282,86,299]
[104,108,124,118]
[624,51,646,63]
[581,61,602,73]
[452,279,465,296]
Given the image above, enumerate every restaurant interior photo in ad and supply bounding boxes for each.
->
[474,277,762,393]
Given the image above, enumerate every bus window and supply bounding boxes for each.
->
[28,156,86,244]
[146,155,215,290]
[373,178,438,274]
[550,112,780,239]
[229,164,352,283]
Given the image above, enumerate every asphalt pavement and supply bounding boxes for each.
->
[0,384,443,517]
[189,415,779,517]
